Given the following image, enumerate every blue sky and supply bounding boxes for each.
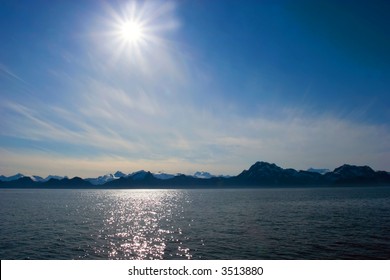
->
[0,0,389,177]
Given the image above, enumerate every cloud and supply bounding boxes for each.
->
[0,2,389,177]
[0,148,233,178]
[1,88,389,177]
[213,114,390,172]
[1,51,389,176]
[0,64,28,85]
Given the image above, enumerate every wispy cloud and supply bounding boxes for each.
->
[0,148,233,178]
[0,1,389,177]
[1,86,389,177]
[1,42,389,176]
[0,64,28,85]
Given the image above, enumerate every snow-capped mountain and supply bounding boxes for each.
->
[0,173,25,181]
[28,175,44,182]
[86,174,117,185]
[193,171,215,179]
[0,174,67,182]
[153,172,175,180]
[43,175,66,182]
[1,162,389,188]
[307,168,330,174]
[84,170,133,185]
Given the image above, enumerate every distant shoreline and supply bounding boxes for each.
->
[1,161,390,189]
[1,184,390,190]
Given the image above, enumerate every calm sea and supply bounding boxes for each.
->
[0,187,389,259]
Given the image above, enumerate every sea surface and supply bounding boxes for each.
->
[0,187,389,259]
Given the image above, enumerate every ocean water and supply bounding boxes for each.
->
[0,187,389,259]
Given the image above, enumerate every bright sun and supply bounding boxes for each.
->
[120,21,143,43]
[106,1,177,58]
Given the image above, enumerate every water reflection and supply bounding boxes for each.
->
[91,190,192,259]
[2,188,388,259]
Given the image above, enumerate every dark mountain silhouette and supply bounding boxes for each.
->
[42,177,93,188]
[323,164,390,184]
[0,161,389,189]
[0,177,37,188]
[0,176,93,189]
[233,161,323,186]
[107,171,161,188]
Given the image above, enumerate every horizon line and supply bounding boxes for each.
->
[1,161,388,179]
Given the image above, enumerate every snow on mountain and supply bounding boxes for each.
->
[1,161,389,187]
[0,174,68,182]
[0,170,228,183]
[74,170,174,185]
[43,175,66,182]
[86,173,120,185]
[153,172,175,180]
[193,171,215,179]
[85,170,135,185]
[28,175,44,182]
[0,173,26,181]
[307,168,330,175]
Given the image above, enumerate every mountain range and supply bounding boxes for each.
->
[0,161,389,189]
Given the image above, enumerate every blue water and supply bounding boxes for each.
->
[0,187,389,259]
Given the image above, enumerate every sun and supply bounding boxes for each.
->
[102,0,178,61]
[120,21,144,43]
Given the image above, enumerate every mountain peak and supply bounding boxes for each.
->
[0,173,25,181]
[250,161,283,172]
[193,171,214,179]
[131,170,148,180]
[114,171,126,178]
[333,164,375,176]
[238,161,286,180]
[153,172,175,180]
[1,161,389,188]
